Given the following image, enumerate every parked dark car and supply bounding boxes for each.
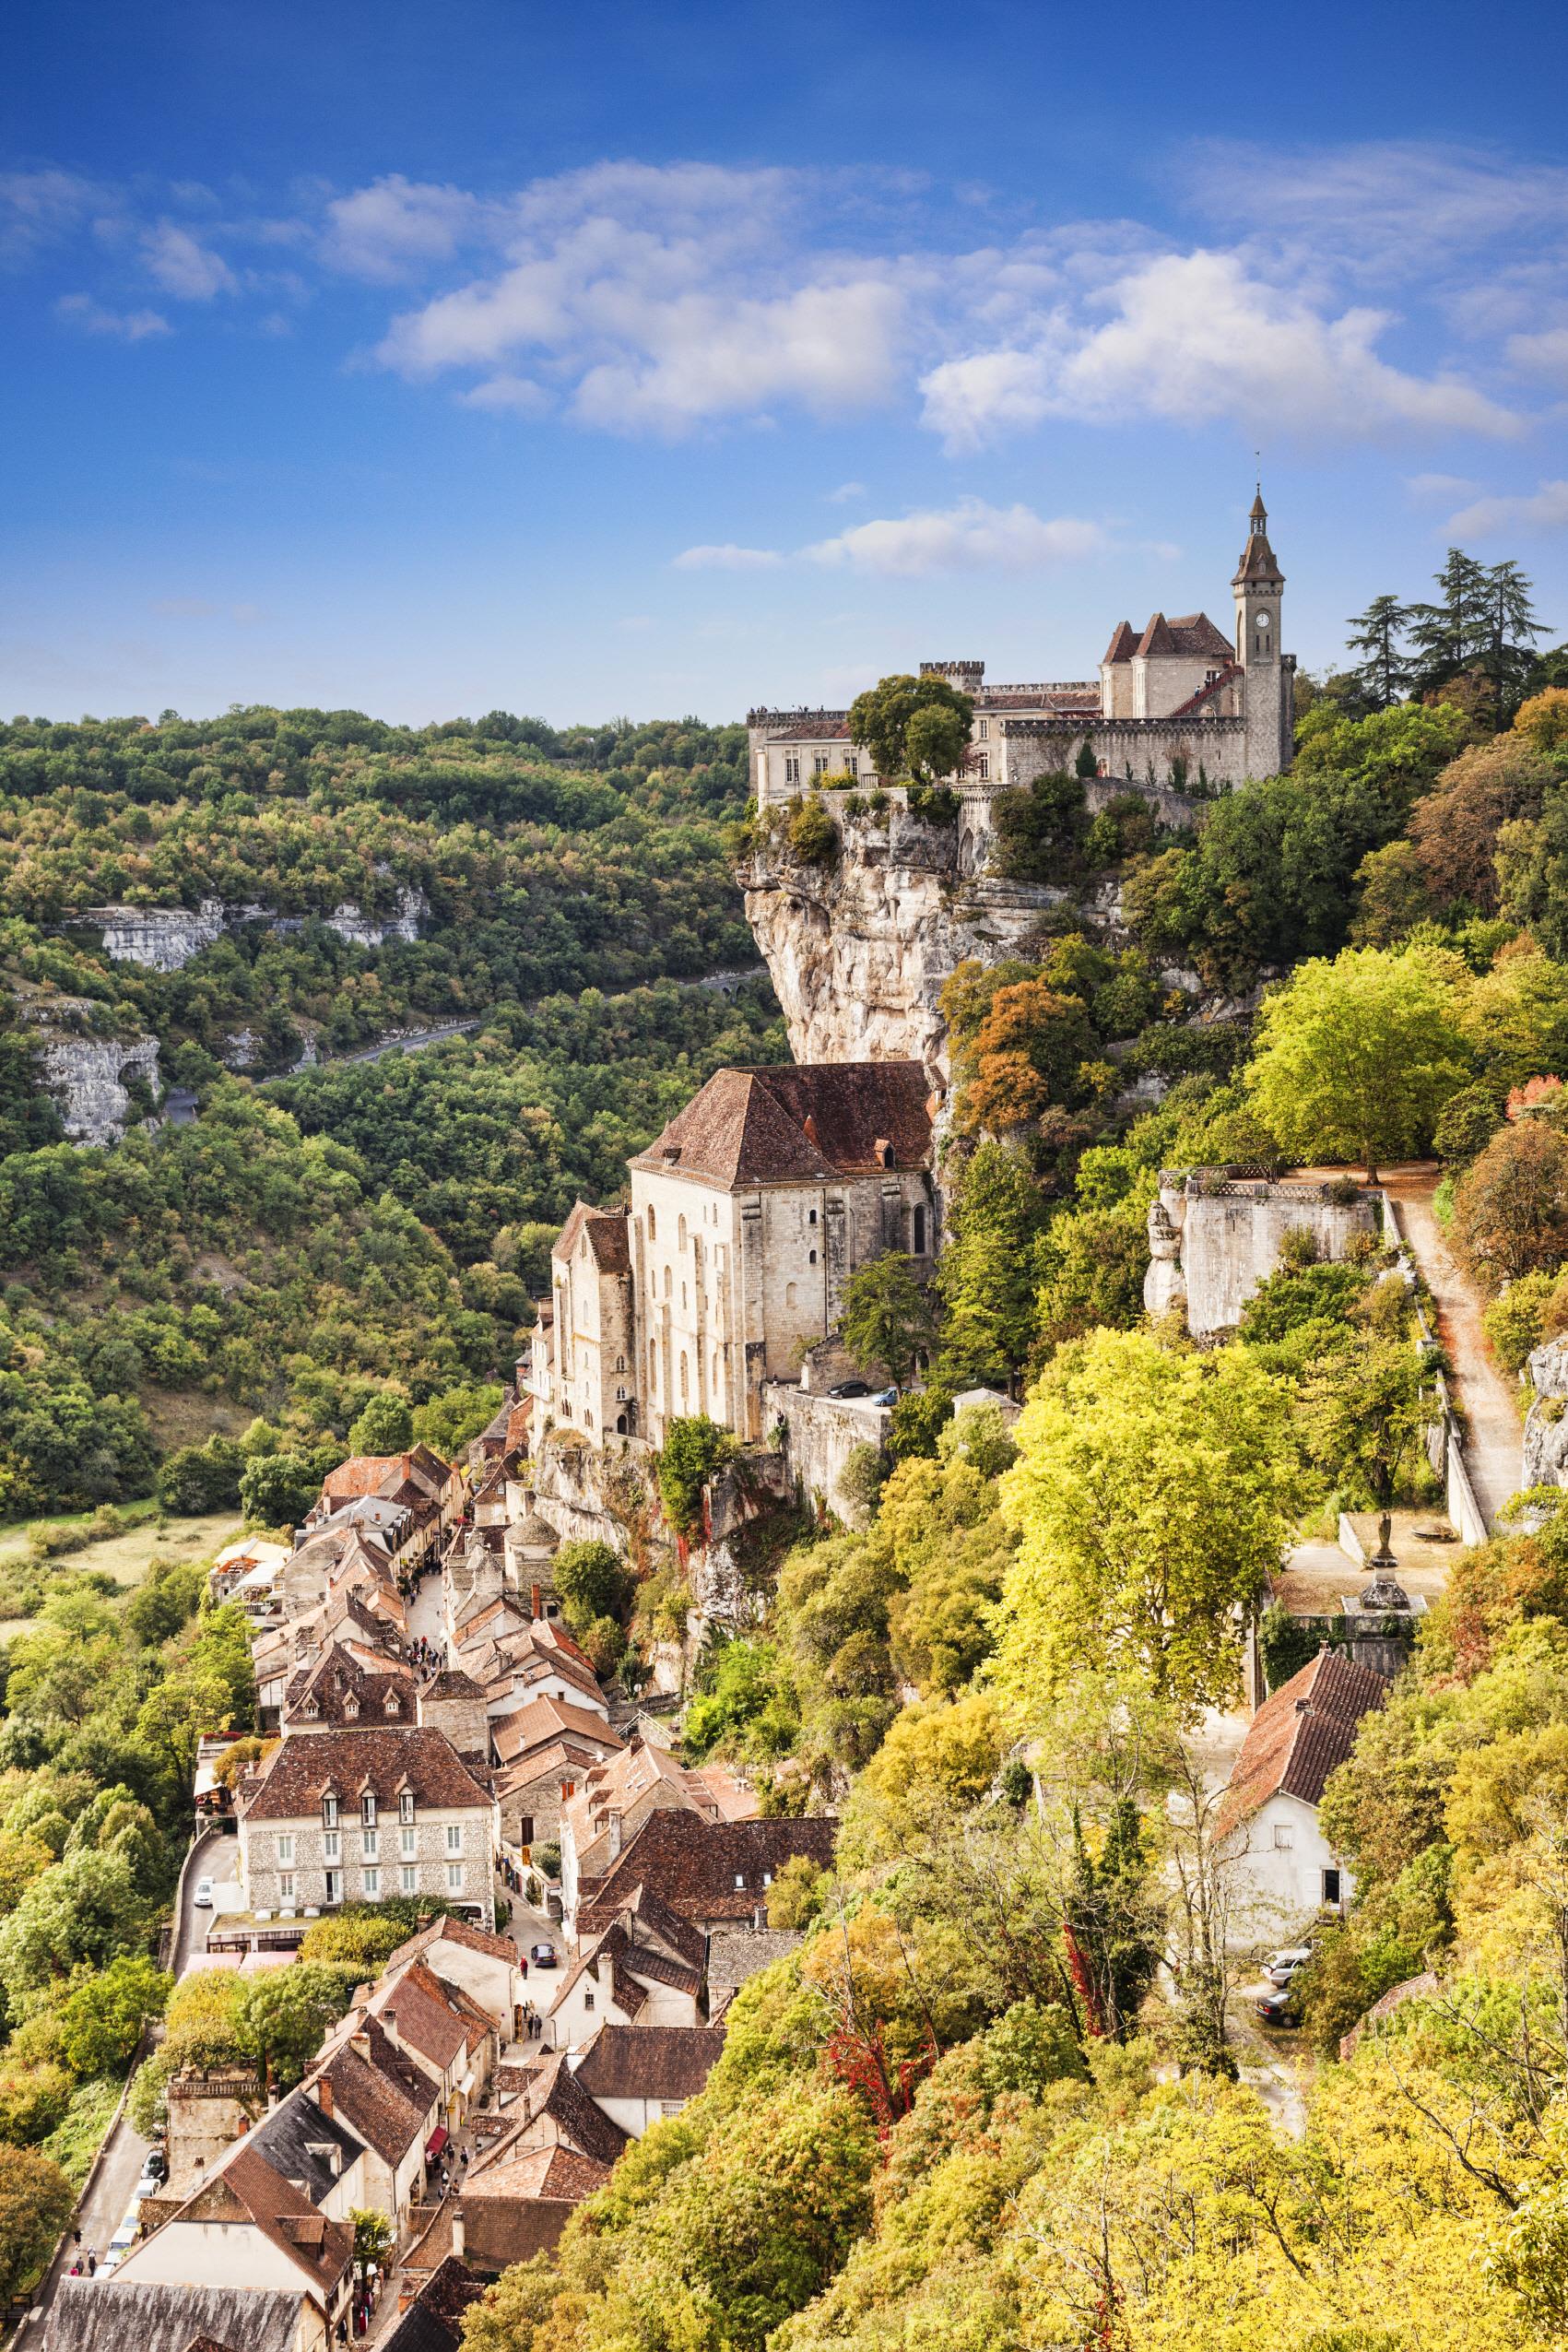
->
[828,1380,870,1399]
[530,1941,558,1968]
[1255,1983,1301,2027]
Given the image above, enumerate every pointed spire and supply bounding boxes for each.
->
[1233,484,1283,588]
[1250,482,1267,527]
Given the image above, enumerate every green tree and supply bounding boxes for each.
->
[0,1849,148,2003]
[1299,1337,1429,1507]
[993,1329,1298,1715]
[240,1962,351,2091]
[657,1415,736,1540]
[552,1539,634,1636]
[841,1252,932,1389]
[1245,946,1472,1178]
[348,1388,414,1455]
[936,1141,1047,1389]
[55,1953,171,2074]
[1408,547,1492,694]
[1452,1117,1568,1285]
[1479,559,1550,721]
[351,2205,395,2283]
[848,673,973,786]
[0,2143,73,2302]
[410,1382,503,1456]
[240,1449,324,1529]
[1344,593,1415,709]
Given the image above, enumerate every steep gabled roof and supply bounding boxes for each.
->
[161,2145,353,2300]
[1218,1648,1388,1838]
[242,1726,491,1821]
[554,1200,632,1276]
[572,2023,726,2104]
[306,2019,439,2164]
[41,2283,301,2352]
[488,2048,630,2169]
[631,1062,932,1190]
[581,1811,837,1929]
[1102,621,1139,666]
[493,1695,624,1767]
[383,1913,518,1973]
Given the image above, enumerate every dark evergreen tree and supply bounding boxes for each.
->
[1343,593,1414,709]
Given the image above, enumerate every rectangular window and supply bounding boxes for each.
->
[362,1830,379,1862]
[845,755,858,778]
[400,1863,417,1896]
[400,1826,417,1860]
[812,753,827,775]
[446,1862,463,1894]
[276,1834,293,1866]
[362,1793,377,1828]
[1322,1867,1343,1907]
[976,718,988,739]
[324,1869,343,1904]
[324,1831,340,1862]
[561,1780,575,1800]
[362,1866,379,1897]
[660,2101,685,2119]
[584,1992,595,2011]
[974,752,989,780]
[1273,1823,1293,1850]
[278,1873,295,1902]
[784,755,799,785]
[399,1791,415,1825]
[322,1796,338,1830]
[445,1823,463,1855]
[734,1873,746,1889]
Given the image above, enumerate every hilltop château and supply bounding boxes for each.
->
[525,1061,936,1448]
[747,490,1293,807]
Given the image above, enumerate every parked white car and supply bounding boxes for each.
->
[1264,1943,1315,1987]
[193,1877,214,1908]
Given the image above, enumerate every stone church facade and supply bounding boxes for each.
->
[747,491,1294,826]
[526,1062,937,1448]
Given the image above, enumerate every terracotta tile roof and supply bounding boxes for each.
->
[1132,609,1233,662]
[489,2049,630,2169]
[493,1696,624,1767]
[242,1726,492,1821]
[373,1963,476,2071]
[1102,620,1139,665]
[554,1200,632,1276]
[380,2255,482,2352]
[323,1452,420,1501]
[631,1061,932,1189]
[767,720,852,742]
[572,2023,726,2104]
[581,1812,836,1930]
[421,1666,485,1700]
[171,2145,353,2300]
[383,1913,518,1972]
[1338,1968,1440,2062]
[467,2142,610,2204]
[1217,1648,1388,1839]
[307,2022,436,2165]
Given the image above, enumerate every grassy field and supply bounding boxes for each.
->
[0,1505,244,1637]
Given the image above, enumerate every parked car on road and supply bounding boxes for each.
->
[1255,1983,1302,2027]
[1264,1944,1315,1987]
[100,2218,139,2276]
[827,1380,870,1399]
[529,1941,558,1968]
[136,2150,169,2197]
[193,1877,214,1907]
[868,1388,897,1406]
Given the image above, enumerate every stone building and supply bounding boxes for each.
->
[527,1061,936,1449]
[747,490,1294,822]
[1217,1647,1388,1928]
[1145,1167,1385,1341]
[237,1725,499,1928]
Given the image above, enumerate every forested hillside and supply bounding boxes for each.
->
[0,708,780,1518]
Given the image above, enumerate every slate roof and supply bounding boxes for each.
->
[631,1061,932,1189]
[380,2256,482,2352]
[572,2024,726,2103]
[707,1926,804,1991]
[246,2081,367,2207]
[242,1726,491,1820]
[1217,1648,1388,1838]
[493,1695,624,1767]
[41,2282,301,2352]
[554,1200,632,1275]
[581,1811,837,1929]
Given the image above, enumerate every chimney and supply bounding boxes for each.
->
[451,2206,466,2259]
[532,1582,543,1621]
[351,2030,371,2062]
[382,2004,400,2051]
[316,2075,335,2121]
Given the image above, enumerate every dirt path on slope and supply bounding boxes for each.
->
[1381,1164,1522,1531]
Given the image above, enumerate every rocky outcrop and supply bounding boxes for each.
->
[742,806,1069,1081]
[38,1033,162,1145]
[76,883,429,970]
[1524,1338,1568,1489]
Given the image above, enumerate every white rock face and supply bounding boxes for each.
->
[742,820,1068,1082]
[1525,1338,1568,1489]
[78,885,429,968]
[39,1034,162,1146]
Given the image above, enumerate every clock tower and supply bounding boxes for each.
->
[1233,487,1293,777]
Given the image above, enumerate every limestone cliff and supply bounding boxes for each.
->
[77,882,429,971]
[741,802,1074,1082]
[38,1032,162,1146]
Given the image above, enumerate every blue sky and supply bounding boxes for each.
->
[5,0,1568,725]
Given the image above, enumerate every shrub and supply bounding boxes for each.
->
[1434,1081,1503,1163]
[1483,1271,1561,1374]
[786,798,837,865]
[657,1415,737,1539]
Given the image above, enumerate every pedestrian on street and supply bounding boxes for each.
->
[86,2252,97,2275]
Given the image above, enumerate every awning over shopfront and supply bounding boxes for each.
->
[425,2126,449,2160]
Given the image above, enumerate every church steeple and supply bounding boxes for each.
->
[1233,482,1283,589]
[1233,483,1291,777]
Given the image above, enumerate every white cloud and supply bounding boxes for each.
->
[1446,480,1568,536]
[804,499,1103,576]
[920,251,1520,446]
[457,374,550,415]
[141,221,236,300]
[320,175,498,281]
[0,169,102,262]
[54,292,171,341]
[676,500,1103,580]
[1508,326,1568,384]
[1405,471,1481,502]
[673,544,786,571]
[825,481,866,503]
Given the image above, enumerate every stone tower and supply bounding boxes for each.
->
[1233,487,1293,779]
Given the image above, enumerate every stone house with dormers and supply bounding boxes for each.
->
[237,1726,498,1929]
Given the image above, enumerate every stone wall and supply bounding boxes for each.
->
[1001,716,1247,798]
[765,1381,891,1524]
[1146,1170,1383,1341]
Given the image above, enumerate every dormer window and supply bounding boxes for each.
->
[322,1794,339,1830]
[361,1793,377,1828]
[399,1791,415,1824]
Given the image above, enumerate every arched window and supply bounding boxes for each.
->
[808,1207,818,1226]
[914,1204,927,1255]
[664,1266,672,1298]
[646,1206,655,1241]
[678,1214,687,1249]
[785,1281,797,1308]
[679,1352,690,1401]
[681,1282,689,1309]
[808,1248,818,1266]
